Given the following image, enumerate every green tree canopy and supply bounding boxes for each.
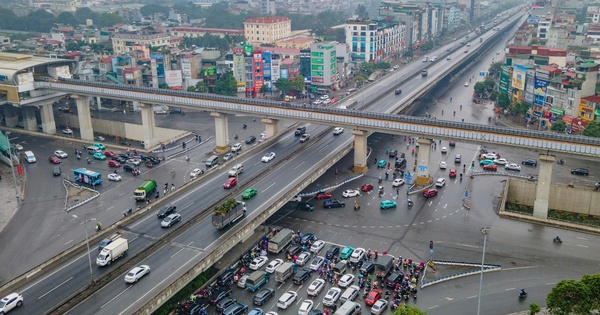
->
[140,4,170,16]
[547,279,593,315]
[56,12,79,26]
[488,62,503,78]
[214,71,237,96]
[259,85,269,94]
[392,305,428,315]
[551,120,567,133]
[583,120,600,138]
[274,78,291,95]
[497,93,510,109]
[98,12,124,28]
[474,82,485,95]
[529,302,541,315]
[355,4,369,19]
[0,9,19,30]
[188,80,208,93]
[489,90,499,102]
[291,75,305,91]
[483,77,495,91]
[419,42,434,51]
[510,101,530,117]
[25,10,56,32]
[75,7,99,25]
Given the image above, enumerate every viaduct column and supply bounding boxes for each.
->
[39,103,56,134]
[261,118,279,139]
[72,95,94,141]
[352,129,369,173]
[533,154,555,218]
[22,106,38,131]
[211,112,230,153]
[415,138,433,186]
[3,105,18,128]
[139,103,157,149]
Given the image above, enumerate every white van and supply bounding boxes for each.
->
[334,301,361,315]
[24,151,36,163]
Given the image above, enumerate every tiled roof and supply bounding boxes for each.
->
[245,16,290,24]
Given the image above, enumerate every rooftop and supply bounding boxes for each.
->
[245,16,290,24]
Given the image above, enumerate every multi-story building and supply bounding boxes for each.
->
[170,27,244,39]
[536,18,551,40]
[345,18,405,63]
[378,1,438,49]
[261,0,276,15]
[243,16,292,45]
[111,33,175,54]
[505,45,567,68]
[33,0,81,12]
[310,42,337,89]
[299,49,311,79]
[232,46,246,92]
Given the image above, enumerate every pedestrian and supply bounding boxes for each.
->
[171,184,175,192]
[375,250,378,259]
[396,189,399,195]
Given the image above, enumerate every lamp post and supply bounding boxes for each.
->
[72,214,95,283]
[4,131,20,200]
[477,227,490,315]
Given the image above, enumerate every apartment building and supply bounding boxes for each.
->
[310,42,337,88]
[170,27,244,39]
[243,16,292,45]
[345,18,405,63]
[111,33,174,54]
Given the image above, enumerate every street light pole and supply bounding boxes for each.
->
[477,227,490,315]
[72,214,95,283]
[4,131,20,200]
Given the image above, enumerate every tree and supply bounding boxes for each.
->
[403,50,414,58]
[75,7,99,25]
[274,78,291,95]
[355,4,369,19]
[528,39,541,45]
[547,279,593,315]
[473,82,485,96]
[583,120,600,138]
[489,90,499,102]
[497,93,510,109]
[529,302,541,315]
[259,84,269,95]
[66,40,82,52]
[159,83,170,89]
[214,71,237,96]
[419,42,434,51]
[551,120,567,133]
[291,75,305,92]
[98,13,124,28]
[189,80,208,93]
[510,101,530,117]
[25,10,56,32]
[581,273,600,309]
[488,62,503,78]
[483,77,495,91]
[392,305,428,315]
[140,4,170,16]
[354,75,367,87]
[56,12,79,26]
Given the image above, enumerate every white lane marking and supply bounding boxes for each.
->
[38,277,73,299]
[64,240,73,246]
[576,236,588,240]
[182,202,194,210]
[171,247,185,259]
[467,295,477,299]
[428,305,439,309]
[101,286,132,309]
[263,182,277,192]
[505,288,516,291]
[456,243,478,249]
[106,206,114,211]
[293,162,305,170]
[503,266,539,271]
[577,244,589,248]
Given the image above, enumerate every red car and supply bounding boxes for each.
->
[49,156,61,164]
[104,151,116,157]
[361,184,374,192]
[224,177,237,189]
[423,189,439,198]
[483,164,497,171]
[315,192,331,200]
[449,169,457,178]
[108,160,121,168]
[365,289,382,306]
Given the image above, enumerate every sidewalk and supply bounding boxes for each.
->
[0,165,25,233]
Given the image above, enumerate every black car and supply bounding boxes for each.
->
[360,261,375,276]
[295,126,306,136]
[301,233,316,245]
[217,270,235,286]
[178,298,209,315]
[325,245,340,259]
[157,205,177,218]
[112,156,126,164]
[296,202,315,212]
[253,288,274,305]
[571,168,589,176]
[245,135,256,144]
[394,89,402,95]
[119,153,131,159]
[386,272,404,288]
[307,311,324,315]
[53,166,61,176]
[169,108,185,115]
[522,159,538,166]
[389,149,398,158]
[449,141,456,147]
[395,158,407,169]
[216,296,237,312]
[209,287,232,305]
[286,245,302,257]
[123,164,135,172]
[324,199,346,209]
[148,156,161,164]
[292,268,313,284]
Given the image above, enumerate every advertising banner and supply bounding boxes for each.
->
[512,65,526,90]
[533,78,548,95]
[499,71,510,93]
[525,91,534,104]
[165,70,183,90]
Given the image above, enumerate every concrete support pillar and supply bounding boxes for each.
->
[139,103,157,149]
[352,129,369,174]
[22,107,37,131]
[39,104,56,134]
[3,105,18,128]
[533,154,555,218]
[95,96,102,111]
[211,112,230,153]
[261,118,279,139]
[416,138,433,186]
[73,95,94,141]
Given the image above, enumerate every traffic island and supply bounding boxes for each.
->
[420,259,501,288]
[63,179,100,211]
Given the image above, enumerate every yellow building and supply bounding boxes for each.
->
[244,16,292,45]
[275,36,315,49]
[578,95,600,122]
[111,33,174,54]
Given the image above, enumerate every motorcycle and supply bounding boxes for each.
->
[519,290,527,299]
[553,236,562,244]
[407,199,413,207]
[557,159,565,165]
[86,158,91,164]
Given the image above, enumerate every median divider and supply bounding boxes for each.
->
[420,259,501,289]
[63,179,101,211]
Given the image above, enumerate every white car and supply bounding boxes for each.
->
[296,251,311,266]
[298,300,314,315]
[349,247,365,263]
[306,279,325,296]
[436,178,446,187]
[439,161,447,169]
[124,265,150,283]
[108,173,122,181]
[322,287,342,306]
[392,178,405,187]
[277,291,297,309]
[441,146,448,153]
[62,127,73,135]
[313,100,323,105]
[494,158,508,165]
[14,144,23,151]
[190,168,203,178]
[338,274,355,288]
[323,99,331,105]
[237,274,250,288]
[266,312,278,315]
[505,163,521,171]
[223,153,234,161]
[309,256,325,271]
[342,189,360,198]
[249,256,269,270]
[262,152,275,162]
[54,150,68,158]
[94,135,106,141]
[371,299,389,315]
[231,143,243,153]
[482,153,498,160]
[340,285,360,303]
[464,82,469,87]
[127,158,141,166]
[310,240,325,253]
[320,95,329,100]
[333,127,344,135]
[446,55,452,60]
[0,293,23,313]
[266,259,284,273]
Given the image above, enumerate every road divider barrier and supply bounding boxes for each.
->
[421,259,501,288]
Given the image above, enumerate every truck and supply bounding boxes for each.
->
[212,199,246,229]
[268,228,294,253]
[96,237,128,266]
[275,262,297,283]
[134,179,156,201]
[373,255,394,278]
[245,271,270,291]
[98,233,121,251]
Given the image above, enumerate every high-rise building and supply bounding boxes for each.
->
[310,42,336,88]
[345,18,405,63]
[261,0,276,15]
[299,49,311,79]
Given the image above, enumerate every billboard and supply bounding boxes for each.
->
[512,65,526,90]
[499,71,510,93]
[165,70,183,90]
[244,45,253,56]
[201,67,216,77]
[16,72,34,92]
[533,78,548,95]
[525,91,534,104]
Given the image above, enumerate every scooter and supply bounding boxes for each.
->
[519,290,528,299]
[557,159,565,165]
[407,199,413,206]
[553,236,562,244]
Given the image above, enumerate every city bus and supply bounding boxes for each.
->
[73,168,102,186]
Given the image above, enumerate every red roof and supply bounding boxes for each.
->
[259,47,301,54]
[540,65,561,73]
[281,58,294,65]
[100,57,112,63]
[581,95,600,103]
[245,16,290,24]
